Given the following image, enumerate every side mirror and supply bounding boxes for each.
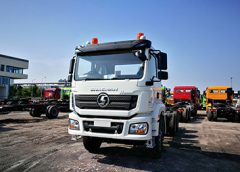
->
[226,88,233,94]
[68,58,75,82]
[158,52,167,70]
[69,58,75,74]
[191,89,195,95]
[158,71,168,80]
[203,91,206,96]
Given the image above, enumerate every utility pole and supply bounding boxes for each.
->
[230,77,233,88]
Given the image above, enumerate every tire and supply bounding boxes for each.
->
[182,108,188,123]
[228,112,235,122]
[207,110,213,121]
[46,105,59,119]
[212,112,218,121]
[29,108,42,117]
[176,111,180,131]
[83,137,102,153]
[169,112,177,136]
[192,109,197,117]
[159,114,166,137]
[187,109,191,121]
[151,118,164,158]
[235,113,240,122]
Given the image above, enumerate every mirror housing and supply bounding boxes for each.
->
[158,52,167,70]
[158,71,168,80]
[203,91,206,96]
[68,58,75,82]
[191,89,195,96]
[69,58,75,74]
[226,88,233,94]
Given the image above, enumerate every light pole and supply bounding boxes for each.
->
[230,77,233,88]
[31,79,35,97]
[40,76,46,98]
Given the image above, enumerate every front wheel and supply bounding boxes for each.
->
[151,115,165,158]
[29,108,42,117]
[83,137,102,153]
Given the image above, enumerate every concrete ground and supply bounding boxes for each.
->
[0,111,240,172]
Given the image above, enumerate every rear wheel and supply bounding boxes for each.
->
[169,112,177,136]
[83,137,102,153]
[192,109,197,117]
[46,105,59,119]
[207,110,213,121]
[182,108,188,123]
[176,111,180,131]
[235,112,240,122]
[212,112,218,121]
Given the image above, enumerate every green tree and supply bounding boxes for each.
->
[9,85,41,98]
[9,85,18,98]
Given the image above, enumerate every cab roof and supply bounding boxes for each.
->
[76,39,152,56]
[174,86,198,90]
[207,86,230,90]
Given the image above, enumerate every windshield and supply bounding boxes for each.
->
[75,52,144,80]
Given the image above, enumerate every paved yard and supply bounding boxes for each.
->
[0,111,240,172]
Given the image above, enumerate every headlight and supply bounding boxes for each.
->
[129,122,148,135]
[69,119,79,130]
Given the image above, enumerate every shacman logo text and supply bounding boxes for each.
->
[90,88,118,92]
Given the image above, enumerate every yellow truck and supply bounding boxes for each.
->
[206,86,239,122]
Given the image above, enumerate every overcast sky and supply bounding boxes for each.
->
[0,0,239,92]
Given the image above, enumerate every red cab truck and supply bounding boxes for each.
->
[173,86,200,122]
[44,88,61,100]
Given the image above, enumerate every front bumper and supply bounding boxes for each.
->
[68,112,152,141]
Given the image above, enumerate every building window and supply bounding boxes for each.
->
[6,65,23,74]
[0,76,10,85]
[0,65,4,71]
[14,67,23,74]
[6,66,14,73]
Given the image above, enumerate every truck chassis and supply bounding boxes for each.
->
[207,103,240,122]
[0,99,69,119]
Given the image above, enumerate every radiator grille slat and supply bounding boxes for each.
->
[75,95,138,110]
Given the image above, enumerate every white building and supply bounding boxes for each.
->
[0,54,29,100]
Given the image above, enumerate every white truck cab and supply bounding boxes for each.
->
[68,33,169,155]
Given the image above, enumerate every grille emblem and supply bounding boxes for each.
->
[97,93,110,108]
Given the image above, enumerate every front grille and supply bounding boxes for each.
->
[83,121,124,134]
[75,95,138,110]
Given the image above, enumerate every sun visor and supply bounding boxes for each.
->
[76,40,151,56]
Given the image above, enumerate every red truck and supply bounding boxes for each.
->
[44,88,61,100]
[173,86,200,122]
